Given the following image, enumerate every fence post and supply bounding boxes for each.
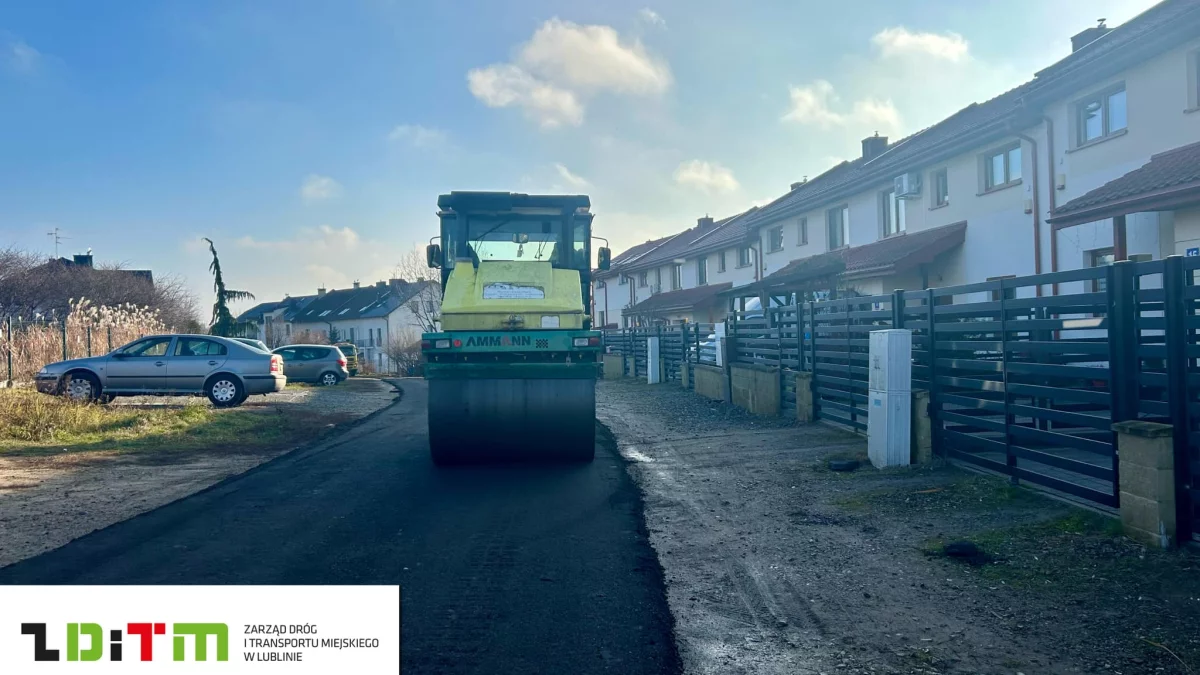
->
[61,318,68,361]
[999,279,1016,485]
[5,317,11,385]
[892,289,905,329]
[1162,255,1192,539]
[1108,261,1139,424]
[86,326,92,357]
[925,289,941,458]
[107,326,113,352]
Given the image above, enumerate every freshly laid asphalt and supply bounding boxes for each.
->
[0,379,680,675]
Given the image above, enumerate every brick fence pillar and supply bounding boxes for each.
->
[1113,420,1177,549]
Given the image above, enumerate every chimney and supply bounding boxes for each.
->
[861,133,888,160]
[1071,19,1110,52]
[72,254,94,268]
[353,280,360,289]
[696,215,715,230]
[317,286,327,297]
[790,177,808,191]
[376,280,386,289]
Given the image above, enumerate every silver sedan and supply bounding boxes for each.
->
[35,334,287,407]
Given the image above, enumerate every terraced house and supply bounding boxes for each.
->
[593,0,1200,327]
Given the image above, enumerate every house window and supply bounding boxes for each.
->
[983,143,1021,191]
[1075,85,1127,146]
[737,246,752,268]
[987,275,1016,302]
[1089,248,1115,292]
[797,217,808,245]
[718,251,727,272]
[286,324,291,336]
[348,328,355,343]
[931,168,949,207]
[655,268,662,290]
[619,275,627,285]
[671,264,682,290]
[599,310,606,327]
[827,205,849,249]
[369,330,375,347]
[697,256,708,285]
[638,272,648,287]
[768,226,784,252]
[597,280,606,289]
[881,189,906,236]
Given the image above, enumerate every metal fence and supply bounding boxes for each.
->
[2,316,148,385]
[716,257,1199,539]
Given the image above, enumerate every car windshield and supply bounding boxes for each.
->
[445,215,589,271]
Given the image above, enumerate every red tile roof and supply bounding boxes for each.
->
[1049,141,1200,227]
[628,282,733,314]
[747,222,967,291]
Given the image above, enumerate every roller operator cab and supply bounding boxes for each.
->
[423,192,612,465]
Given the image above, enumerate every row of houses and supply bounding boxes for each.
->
[594,0,1200,328]
[235,279,439,372]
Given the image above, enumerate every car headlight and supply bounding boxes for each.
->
[38,367,49,376]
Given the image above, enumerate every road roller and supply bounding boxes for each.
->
[422,192,612,464]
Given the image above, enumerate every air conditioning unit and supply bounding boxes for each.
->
[894,172,922,199]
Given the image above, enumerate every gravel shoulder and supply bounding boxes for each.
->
[0,377,398,568]
[598,378,1200,675]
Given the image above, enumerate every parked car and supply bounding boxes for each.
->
[334,342,359,376]
[271,345,348,386]
[232,337,270,352]
[35,334,286,407]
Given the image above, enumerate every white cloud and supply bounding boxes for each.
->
[639,8,666,28]
[236,225,360,252]
[3,35,39,73]
[519,19,670,95]
[299,174,342,203]
[673,160,739,194]
[467,64,584,128]
[467,18,670,128]
[554,163,590,188]
[782,80,900,134]
[871,27,969,62]
[387,124,447,147]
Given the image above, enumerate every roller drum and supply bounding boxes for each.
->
[428,378,596,464]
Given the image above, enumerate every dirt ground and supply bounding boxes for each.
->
[598,378,1200,675]
[0,378,398,568]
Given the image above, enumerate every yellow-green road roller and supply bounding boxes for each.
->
[422,192,612,464]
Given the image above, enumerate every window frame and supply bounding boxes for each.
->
[697,256,708,286]
[767,226,784,252]
[826,205,849,250]
[881,188,906,237]
[1088,247,1115,293]
[736,246,752,268]
[671,264,682,291]
[718,251,727,272]
[797,217,808,246]
[931,168,949,208]
[618,274,627,285]
[1074,83,1127,148]
[982,143,1022,192]
[638,271,648,288]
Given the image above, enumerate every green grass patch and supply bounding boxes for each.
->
[0,389,333,459]
[833,472,1045,512]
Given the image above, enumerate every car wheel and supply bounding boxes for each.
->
[206,376,245,408]
[320,372,340,387]
[63,373,100,403]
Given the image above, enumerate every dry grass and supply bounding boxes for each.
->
[0,389,336,459]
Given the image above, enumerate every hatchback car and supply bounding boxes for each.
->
[232,337,271,352]
[35,334,286,407]
[271,345,348,386]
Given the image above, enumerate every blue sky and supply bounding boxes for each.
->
[0,0,1158,316]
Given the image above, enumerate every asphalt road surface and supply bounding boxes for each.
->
[0,380,680,675]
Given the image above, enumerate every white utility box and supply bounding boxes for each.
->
[867,329,913,469]
[868,329,912,393]
[647,336,661,384]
